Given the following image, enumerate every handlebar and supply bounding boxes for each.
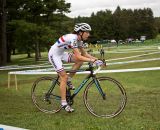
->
[87,62,102,75]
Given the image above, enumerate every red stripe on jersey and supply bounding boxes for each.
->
[60,36,65,42]
[68,53,71,62]
[68,45,72,48]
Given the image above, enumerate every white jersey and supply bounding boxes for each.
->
[49,34,83,55]
[48,34,83,72]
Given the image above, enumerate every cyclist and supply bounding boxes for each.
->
[48,23,105,112]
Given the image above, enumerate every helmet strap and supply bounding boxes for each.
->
[79,31,84,41]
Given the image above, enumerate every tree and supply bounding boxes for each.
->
[9,20,56,60]
[4,0,71,62]
[0,0,7,66]
[74,6,158,43]
[76,10,113,43]
[155,17,160,33]
[113,6,125,42]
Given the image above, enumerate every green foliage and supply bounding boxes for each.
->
[91,10,113,40]
[5,0,71,61]
[8,20,56,56]
[75,6,158,42]
[9,20,37,54]
[155,17,160,33]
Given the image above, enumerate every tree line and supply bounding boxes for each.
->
[0,0,160,65]
[75,6,159,43]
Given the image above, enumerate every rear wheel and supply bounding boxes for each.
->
[83,77,127,118]
[31,76,61,113]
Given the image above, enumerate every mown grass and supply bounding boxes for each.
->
[0,44,160,130]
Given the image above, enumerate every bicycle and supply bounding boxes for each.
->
[31,62,127,118]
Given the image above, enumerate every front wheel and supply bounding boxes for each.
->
[31,76,61,114]
[83,77,127,118]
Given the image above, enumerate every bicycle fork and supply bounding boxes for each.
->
[93,77,106,100]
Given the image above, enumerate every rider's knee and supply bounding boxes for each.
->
[59,73,68,82]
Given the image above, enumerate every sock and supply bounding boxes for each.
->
[61,100,67,106]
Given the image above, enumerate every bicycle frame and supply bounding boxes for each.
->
[70,73,92,99]
[47,69,105,104]
[70,73,105,101]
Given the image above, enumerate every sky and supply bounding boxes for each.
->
[65,0,160,18]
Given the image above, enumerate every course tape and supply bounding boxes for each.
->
[93,49,158,54]
[8,67,160,75]
[0,64,52,71]
[8,57,160,74]
[113,46,158,51]
[107,58,160,65]
[106,52,160,61]
[0,62,73,71]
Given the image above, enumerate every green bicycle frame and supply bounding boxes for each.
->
[70,74,105,100]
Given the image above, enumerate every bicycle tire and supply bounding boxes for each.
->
[31,76,61,114]
[83,76,127,118]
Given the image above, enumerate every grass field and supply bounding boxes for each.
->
[0,44,160,130]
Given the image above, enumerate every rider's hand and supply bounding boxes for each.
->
[93,59,104,67]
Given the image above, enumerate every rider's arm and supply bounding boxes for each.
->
[73,48,95,62]
[79,47,98,60]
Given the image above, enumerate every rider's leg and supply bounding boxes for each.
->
[66,61,83,90]
[68,54,84,78]
[49,54,74,112]
[61,52,84,89]
[68,61,83,78]
[58,70,74,112]
[58,70,68,102]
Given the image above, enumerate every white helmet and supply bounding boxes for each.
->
[74,23,91,32]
